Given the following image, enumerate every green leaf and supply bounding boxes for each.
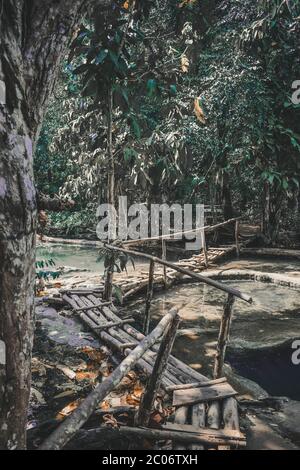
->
[130,116,141,139]
[95,49,108,65]
[113,285,123,305]
[147,79,157,97]
[169,84,177,96]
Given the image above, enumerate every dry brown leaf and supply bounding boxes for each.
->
[149,410,164,427]
[79,346,106,363]
[56,364,76,380]
[31,358,47,376]
[133,383,144,398]
[75,370,98,382]
[36,290,48,297]
[194,97,206,124]
[126,394,140,406]
[53,282,62,288]
[100,400,110,411]
[126,383,144,406]
[53,390,76,399]
[181,55,189,73]
[103,414,119,428]
[56,399,81,420]
[179,0,197,8]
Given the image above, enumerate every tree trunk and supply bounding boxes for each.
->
[0,0,100,449]
[262,181,283,245]
[222,172,233,220]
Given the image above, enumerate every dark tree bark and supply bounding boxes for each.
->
[0,0,109,449]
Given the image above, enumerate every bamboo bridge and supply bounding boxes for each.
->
[39,218,259,450]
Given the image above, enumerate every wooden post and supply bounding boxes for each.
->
[235,220,240,258]
[137,313,180,426]
[143,259,155,334]
[103,260,114,301]
[213,293,235,379]
[201,229,208,267]
[162,239,167,288]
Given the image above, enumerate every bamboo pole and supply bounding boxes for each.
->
[235,220,240,258]
[201,229,208,267]
[143,259,155,335]
[162,239,167,288]
[66,424,246,449]
[106,244,252,303]
[213,293,235,379]
[39,309,178,450]
[137,313,181,426]
[122,217,240,245]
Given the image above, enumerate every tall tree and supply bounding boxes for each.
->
[0,0,110,449]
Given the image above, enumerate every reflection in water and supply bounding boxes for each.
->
[36,244,146,275]
[128,269,300,395]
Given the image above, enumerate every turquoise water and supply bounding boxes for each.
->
[37,244,104,272]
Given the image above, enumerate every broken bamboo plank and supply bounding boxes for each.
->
[85,296,178,387]
[120,321,209,384]
[213,293,235,379]
[39,309,179,450]
[172,383,237,407]
[166,377,227,392]
[72,301,112,312]
[93,317,135,331]
[137,313,180,426]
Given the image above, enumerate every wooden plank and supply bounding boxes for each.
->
[162,423,245,441]
[166,377,227,392]
[173,406,189,450]
[220,397,240,450]
[173,383,237,407]
[190,403,206,450]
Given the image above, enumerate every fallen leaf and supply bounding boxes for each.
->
[30,387,46,405]
[36,290,48,297]
[31,358,47,377]
[103,414,119,428]
[181,54,189,73]
[56,364,76,380]
[54,390,76,399]
[149,410,164,427]
[56,399,81,420]
[179,0,197,7]
[75,370,99,382]
[100,400,110,411]
[79,346,106,363]
[133,383,144,398]
[194,97,206,124]
[126,395,140,406]
[53,282,62,288]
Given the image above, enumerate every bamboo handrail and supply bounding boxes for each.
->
[122,217,241,246]
[105,243,252,303]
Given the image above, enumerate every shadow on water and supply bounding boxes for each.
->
[227,340,300,401]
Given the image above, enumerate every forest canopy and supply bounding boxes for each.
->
[35,0,300,243]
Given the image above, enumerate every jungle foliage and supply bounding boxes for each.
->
[34,0,300,243]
